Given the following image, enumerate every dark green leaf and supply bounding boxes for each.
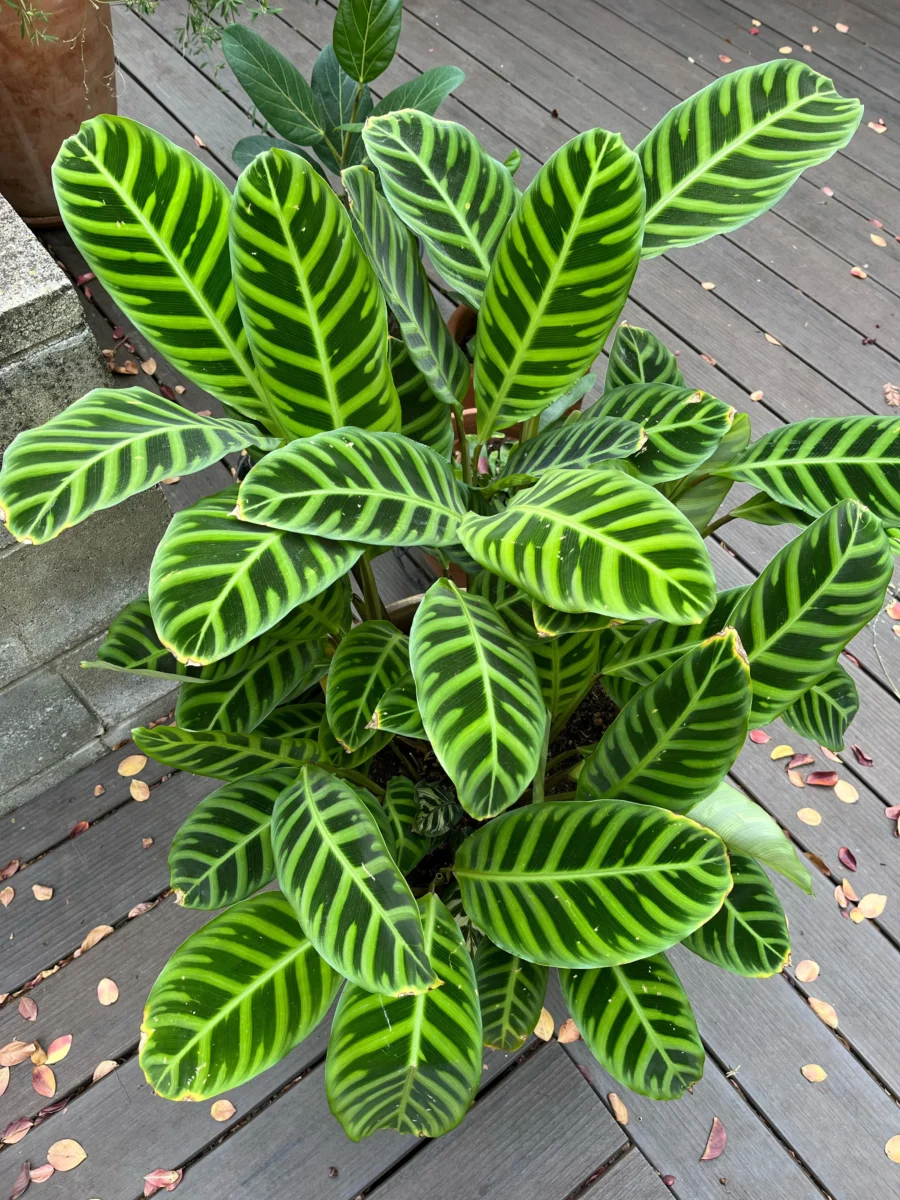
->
[605,324,684,390]
[475,938,548,1052]
[684,852,790,977]
[333,0,402,83]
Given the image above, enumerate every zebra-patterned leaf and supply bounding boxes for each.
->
[602,672,642,709]
[233,135,328,176]
[326,894,481,1140]
[414,782,463,837]
[604,324,684,391]
[588,384,735,484]
[689,782,812,895]
[578,630,750,813]
[638,60,863,257]
[362,111,517,309]
[505,411,645,478]
[474,130,645,440]
[602,586,746,684]
[684,852,790,978]
[367,65,466,120]
[53,116,271,424]
[560,953,703,1100]
[333,0,402,84]
[382,776,431,874]
[454,800,731,968]
[725,491,813,531]
[370,671,425,738]
[715,416,900,525]
[231,149,399,440]
[239,428,466,548]
[256,701,325,740]
[272,766,437,994]
[730,500,892,724]
[390,339,454,458]
[169,770,294,909]
[468,570,541,642]
[140,891,341,1100]
[458,467,716,622]
[344,165,470,407]
[0,389,275,545]
[149,487,361,666]
[175,638,328,734]
[409,579,547,819]
[664,412,752,532]
[318,711,394,770]
[132,724,319,782]
[531,603,614,639]
[474,938,548,1052]
[783,664,859,752]
[310,43,373,172]
[326,620,409,751]
[531,630,601,739]
[353,784,397,856]
[442,878,483,954]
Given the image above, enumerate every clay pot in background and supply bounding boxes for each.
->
[0,0,117,225]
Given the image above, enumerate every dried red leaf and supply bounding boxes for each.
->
[45,1036,72,1065]
[31,1066,56,1099]
[128,900,157,918]
[75,271,95,286]
[806,771,839,787]
[18,997,37,1022]
[838,847,857,872]
[67,820,89,839]
[159,384,176,401]
[851,744,874,767]
[787,753,815,770]
[144,1167,183,1196]
[1,1118,33,1146]
[0,859,19,880]
[701,1116,727,1160]
[35,1098,69,1121]
[9,1160,30,1200]
[29,1165,54,1183]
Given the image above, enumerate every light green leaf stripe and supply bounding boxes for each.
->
[410,579,548,819]
[0,388,274,545]
[458,466,716,623]
[149,487,361,666]
[588,384,735,484]
[132,724,319,782]
[684,852,790,978]
[783,663,859,752]
[231,149,399,439]
[560,953,703,1100]
[362,111,518,309]
[382,776,431,874]
[468,570,541,642]
[326,620,410,751]
[326,894,482,1140]
[532,604,614,639]
[272,766,438,995]
[715,416,900,525]
[605,324,684,391]
[475,129,645,439]
[239,427,466,548]
[578,630,750,813]
[730,500,892,723]
[140,891,341,1100]
[530,630,601,739]
[505,411,645,478]
[52,116,270,424]
[454,800,732,968]
[169,770,295,909]
[390,339,454,459]
[343,165,470,407]
[638,60,863,257]
[474,938,548,1052]
[689,782,812,895]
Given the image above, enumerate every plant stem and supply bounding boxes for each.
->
[544,746,587,772]
[353,554,386,621]
[453,403,473,485]
[531,719,551,803]
[470,440,484,481]
[702,511,738,538]
[334,766,386,797]
[340,81,366,168]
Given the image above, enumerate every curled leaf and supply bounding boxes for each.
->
[92,1059,117,1082]
[0,1042,38,1067]
[837,847,857,872]
[68,820,90,838]
[700,1116,726,1161]
[0,1067,9,1097]
[29,1165,54,1183]
[10,1161,30,1200]
[786,753,814,770]
[808,997,838,1028]
[608,1093,628,1124]
[533,1008,554,1041]
[1,1118,33,1146]
[80,924,114,952]
[851,744,873,767]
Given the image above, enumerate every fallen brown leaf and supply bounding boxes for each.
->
[797,807,821,826]
[821,185,834,196]
[92,1059,117,1082]
[97,978,119,1006]
[850,267,868,279]
[9,1160,30,1200]
[834,780,858,804]
[18,997,37,1022]
[701,280,716,290]
[68,820,89,839]
[884,384,900,407]
[1,1118,32,1146]
[805,853,829,877]
[0,1067,8,1097]
[820,746,843,763]
[94,783,105,797]
[871,234,887,247]
[47,1139,86,1172]
[29,1164,54,1183]
[834,884,848,909]
[764,332,781,345]
[31,885,53,902]
[857,893,887,919]
[837,847,857,872]
[30,1043,46,1066]
[533,1007,554,1041]
[110,359,140,375]
[835,21,848,32]
[886,1135,900,1162]
[0,859,18,880]
[787,769,805,788]
[129,900,157,918]
[46,1035,72,1065]
[778,45,792,54]
[700,352,717,366]
[557,1018,580,1044]
[0,1042,38,1067]
[807,772,839,787]
[130,779,151,802]
[0,886,14,907]
[700,1116,727,1160]
[749,390,764,402]
[142,837,154,849]
[140,358,157,375]
[608,1092,628,1124]
[718,54,731,63]
[795,959,819,983]
[193,132,207,147]
[787,753,815,770]
[117,754,147,777]
[808,997,838,1028]
[868,120,887,133]
[801,1064,827,1082]
[81,924,114,953]
[32,1066,56,1099]
[210,1099,236,1122]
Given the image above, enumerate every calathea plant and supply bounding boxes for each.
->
[0,44,887,1136]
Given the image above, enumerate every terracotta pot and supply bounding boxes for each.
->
[0,0,117,225]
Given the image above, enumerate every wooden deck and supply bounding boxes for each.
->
[3,0,900,1195]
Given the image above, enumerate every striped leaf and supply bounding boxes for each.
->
[318,711,394,770]
[53,116,271,425]
[560,954,703,1100]
[730,501,892,723]
[638,60,863,257]
[353,784,398,855]
[149,487,360,666]
[140,891,341,1100]
[505,411,646,478]
[537,373,598,431]
[343,165,470,407]
[474,938,548,1052]
[530,630,601,739]
[326,894,481,1140]
[715,416,900,526]
[233,135,329,177]
[664,412,752,532]
[256,701,325,740]
[272,766,437,994]
[783,664,859,752]
[382,776,431,874]
[370,671,425,738]
[588,384,735,484]
[475,129,644,439]
[333,0,402,84]
[326,620,409,751]
[605,324,684,391]
[454,800,731,968]
[390,339,454,459]
[468,570,541,642]
[602,672,642,709]
[0,388,275,545]
[531,603,614,639]
[409,579,547,819]
[362,111,517,309]
[602,586,746,684]
[231,149,399,439]
[368,65,466,120]
[169,770,294,909]
[133,724,319,782]
[414,782,463,837]
[239,428,466,548]
[442,878,483,954]
[578,630,750,813]
[458,467,717,623]
[310,43,373,172]
[689,782,812,895]
[684,852,790,978]
[726,491,813,530]
[175,638,328,734]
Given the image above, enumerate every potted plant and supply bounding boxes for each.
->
[1,12,885,1136]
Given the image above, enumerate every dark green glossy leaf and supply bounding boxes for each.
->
[684,852,790,977]
[383,776,431,873]
[133,724,319,782]
[783,664,859,752]
[326,620,410,751]
[475,938,548,1052]
[333,0,402,83]
[605,324,684,390]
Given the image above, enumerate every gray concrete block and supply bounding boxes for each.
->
[0,740,105,818]
[0,487,171,688]
[58,633,178,728]
[101,689,179,752]
[0,669,102,793]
